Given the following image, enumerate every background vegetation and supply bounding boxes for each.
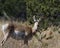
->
[0,0,60,29]
[0,0,60,48]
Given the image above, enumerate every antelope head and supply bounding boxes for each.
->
[32,15,42,33]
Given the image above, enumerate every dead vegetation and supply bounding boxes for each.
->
[0,21,60,48]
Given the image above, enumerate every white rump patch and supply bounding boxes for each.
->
[1,23,9,33]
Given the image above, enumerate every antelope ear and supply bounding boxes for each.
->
[33,15,36,22]
[37,18,41,22]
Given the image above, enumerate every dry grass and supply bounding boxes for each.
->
[0,21,60,48]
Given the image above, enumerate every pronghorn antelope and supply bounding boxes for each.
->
[1,15,42,46]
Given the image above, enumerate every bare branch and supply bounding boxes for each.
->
[3,11,10,20]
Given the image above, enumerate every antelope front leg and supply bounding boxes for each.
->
[1,32,9,46]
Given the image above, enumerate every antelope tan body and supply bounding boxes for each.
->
[14,24,32,36]
[1,15,42,46]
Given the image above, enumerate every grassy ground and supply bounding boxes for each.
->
[0,21,60,48]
